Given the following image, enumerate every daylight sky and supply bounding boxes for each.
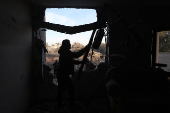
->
[45,8,98,46]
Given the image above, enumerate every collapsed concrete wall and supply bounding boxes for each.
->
[0,0,33,112]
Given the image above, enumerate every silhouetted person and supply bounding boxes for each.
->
[53,60,59,78]
[57,39,89,112]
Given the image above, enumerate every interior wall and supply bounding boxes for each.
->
[124,23,152,70]
[106,8,153,70]
[0,0,33,112]
[121,7,170,70]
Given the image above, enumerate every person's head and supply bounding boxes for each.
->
[61,39,71,49]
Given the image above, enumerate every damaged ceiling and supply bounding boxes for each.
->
[27,0,170,8]
[28,0,170,31]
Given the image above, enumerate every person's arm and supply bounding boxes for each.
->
[73,60,83,65]
[70,44,90,58]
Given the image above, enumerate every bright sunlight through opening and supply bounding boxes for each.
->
[45,8,97,46]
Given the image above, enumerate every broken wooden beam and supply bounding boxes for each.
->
[34,21,106,34]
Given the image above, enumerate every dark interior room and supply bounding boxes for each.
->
[1,0,170,113]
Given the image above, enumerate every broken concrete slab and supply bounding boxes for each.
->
[34,21,106,34]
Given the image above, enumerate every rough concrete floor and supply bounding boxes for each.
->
[24,93,170,113]
[24,99,111,113]
[25,78,170,113]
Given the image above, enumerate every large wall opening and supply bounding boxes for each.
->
[45,8,106,80]
[45,8,98,46]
